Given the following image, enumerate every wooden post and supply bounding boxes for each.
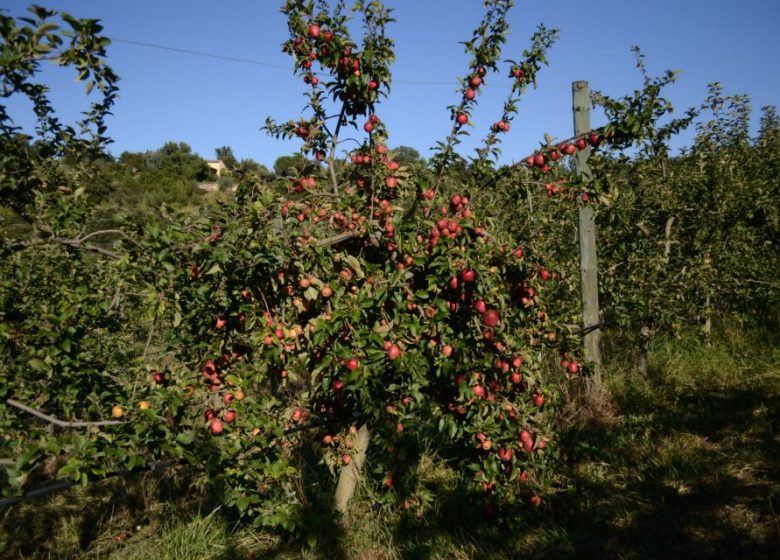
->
[572,80,603,383]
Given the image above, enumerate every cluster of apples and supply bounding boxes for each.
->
[201,357,246,435]
[525,132,603,175]
[490,120,511,133]
[560,353,581,374]
[289,176,317,193]
[424,193,474,251]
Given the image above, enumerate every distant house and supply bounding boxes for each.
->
[206,159,227,177]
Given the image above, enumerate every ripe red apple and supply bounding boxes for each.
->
[533,394,545,407]
[210,419,224,434]
[474,299,487,314]
[576,138,588,150]
[470,76,482,88]
[387,344,402,361]
[223,392,234,405]
[442,344,453,357]
[540,269,550,281]
[461,269,476,282]
[456,113,468,125]
[482,310,500,327]
[499,447,513,462]
[472,384,485,398]
[533,153,546,167]
[522,438,534,453]
[224,410,236,423]
[465,88,476,100]
[215,316,227,329]
[510,372,522,384]
[448,276,459,290]
[530,495,542,508]
[307,24,320,38]
[322,434,333,445]
[332,379,344,391]
[385,176,398,188]
[567,362,579,374]
[152,371,165,384]
[347,357,359,371]
[363,121,374,133]
[342,454,352,465]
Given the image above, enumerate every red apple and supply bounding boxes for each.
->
[224,410,236,423]
[210,419,224,434]
[456,113,468,125]
[461,269,476,282]
[482,310,500,327]
[307,24,320,39]
[387,344,402,361]
[347,357,359,371]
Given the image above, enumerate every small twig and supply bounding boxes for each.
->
[7,399,126,428]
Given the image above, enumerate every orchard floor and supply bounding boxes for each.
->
[2,325,779,559]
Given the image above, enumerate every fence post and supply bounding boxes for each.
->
[572,80,603,384]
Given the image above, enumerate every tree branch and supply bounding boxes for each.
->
[314,231,361,247]
[6,399,126,428]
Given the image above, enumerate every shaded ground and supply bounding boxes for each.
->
[2,328,778,559]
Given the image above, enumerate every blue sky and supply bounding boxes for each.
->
[4,0,779,168]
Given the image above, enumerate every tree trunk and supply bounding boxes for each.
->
[638,323,650,377]
[333,423,370,514]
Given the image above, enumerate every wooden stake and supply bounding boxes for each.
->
[572,80,603,381]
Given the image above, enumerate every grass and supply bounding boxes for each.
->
[2,321,778,559]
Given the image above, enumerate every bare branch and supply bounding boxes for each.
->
[78,229,141,247]
[314,231,361,247]
[50,237,120,258]
[6,399,126,428]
